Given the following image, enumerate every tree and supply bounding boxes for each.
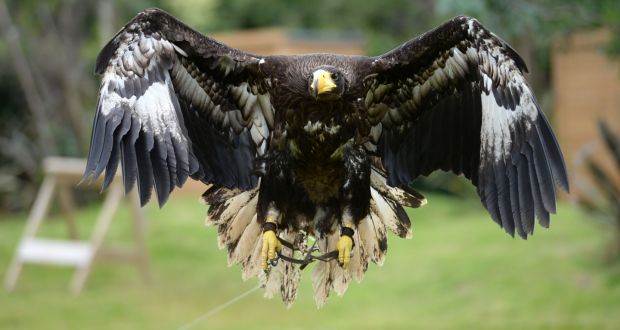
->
[0,0,163,211]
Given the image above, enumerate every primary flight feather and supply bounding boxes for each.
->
[83,8,569,306]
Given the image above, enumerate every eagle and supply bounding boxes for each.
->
[83,8,569,306]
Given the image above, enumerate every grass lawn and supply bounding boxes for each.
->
[1,191,619,329]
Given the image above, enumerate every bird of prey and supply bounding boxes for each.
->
[83,8,569,306]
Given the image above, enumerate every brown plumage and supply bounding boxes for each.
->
[83,8,568,305]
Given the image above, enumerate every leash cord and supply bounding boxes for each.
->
[176,284,261,330]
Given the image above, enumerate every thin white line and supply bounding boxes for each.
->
[177,285,262,330]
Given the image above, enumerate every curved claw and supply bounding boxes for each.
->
[337,235,353,269]
[261,230,282,270]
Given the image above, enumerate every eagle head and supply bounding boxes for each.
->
[309,66,346,101]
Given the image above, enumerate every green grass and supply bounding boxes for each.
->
[1,193,619,330]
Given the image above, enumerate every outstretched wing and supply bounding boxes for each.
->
[82,8,275,206]
[363,16,569,238]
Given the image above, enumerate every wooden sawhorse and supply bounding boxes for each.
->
[4,157,150,294]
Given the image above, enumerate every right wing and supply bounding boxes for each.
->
[82,8,276,206]
[362,16,569,238]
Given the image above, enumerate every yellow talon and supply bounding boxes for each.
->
[337,234,353,269]
[261,229,282,270]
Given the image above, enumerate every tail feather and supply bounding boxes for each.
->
[370,212,388,266]
[229,214,260,266]
[312,233,333,307]
[348,230,367,282]
[263,229,302,307]
[201,185,241,206]
[370,167,426,208]
[313,227,362,306]
[328,230,351,297]
[370,187,412,238]
[217,190,255,227]
[240,236,263,281]
[219,190,258,248]
[358,212,388,266]
[203,186,247,225]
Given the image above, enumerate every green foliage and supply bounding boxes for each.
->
[209,0,436,55]
[0,1,97,210]
[601,0,620,55]
[1,195,618,328]
[435,0,620,53]
[206,0,620,56]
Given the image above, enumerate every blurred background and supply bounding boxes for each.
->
[1,0,619,329]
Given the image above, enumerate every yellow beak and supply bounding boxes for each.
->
[311,69,337,97]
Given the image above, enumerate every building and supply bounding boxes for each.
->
[552,30,620,195]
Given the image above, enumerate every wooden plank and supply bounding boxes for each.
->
[70,182,124,294]
[58,186,78,239]
[17,238,93,267]
[43,156,121,186]
[22,176,56,238]
[43,157,88,178]
[129,190,151,284]
[5,175,57,291]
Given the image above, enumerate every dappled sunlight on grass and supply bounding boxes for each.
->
[1,193,618,329]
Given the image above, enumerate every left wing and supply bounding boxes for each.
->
[363,16,569,238]
[81,9,275,206]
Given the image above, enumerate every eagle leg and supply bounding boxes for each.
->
[336,145,369,269]
[335,207,356,269]
[337,223,355,269]
[261,207,282,270]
